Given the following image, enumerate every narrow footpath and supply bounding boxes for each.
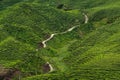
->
[37,13,89,72]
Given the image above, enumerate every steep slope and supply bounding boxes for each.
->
[0,1,83,79]
[22,16,120,80]
[0,0,120,80]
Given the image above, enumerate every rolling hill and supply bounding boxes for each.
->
[0,0,120,80]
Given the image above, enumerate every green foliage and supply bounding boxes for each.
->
[90,7,120,23]
[22,73,67,80]
[0,0,23,10]
[0,37,34,60]
[17,52,45,75]
[0,0,120,80]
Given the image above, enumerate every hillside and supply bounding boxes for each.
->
[0,0,120,80]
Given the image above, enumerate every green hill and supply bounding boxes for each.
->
[0,0,120,80]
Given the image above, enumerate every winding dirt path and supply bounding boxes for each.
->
[42,34,56,48]
[39,13,88,49]
[41,25,80,48]
[37,13,88,72]
[40,25,80,72]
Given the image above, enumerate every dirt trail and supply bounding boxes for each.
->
[41,13,88,48]
[46,62,54,72]
[42,34,56,48]
[37,13,88,72]
[41,25,80,48]
[40,25,80,72]
[83,13,89,24]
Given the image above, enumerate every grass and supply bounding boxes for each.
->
[50,40,76,72]
[0,0,120,80]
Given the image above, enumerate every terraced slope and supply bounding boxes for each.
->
[0,0,120,80]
